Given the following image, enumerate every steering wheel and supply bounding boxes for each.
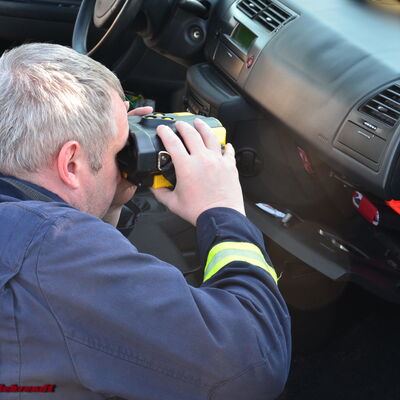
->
[72,0,145,75]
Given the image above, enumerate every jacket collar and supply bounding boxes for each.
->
[0,174,66,203]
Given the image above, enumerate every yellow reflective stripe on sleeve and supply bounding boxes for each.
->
[203,242,278,284]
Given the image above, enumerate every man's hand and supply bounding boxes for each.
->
[152,119,245,226]
[102,179,137,226]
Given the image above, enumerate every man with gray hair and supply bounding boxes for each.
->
[0,43,290,399]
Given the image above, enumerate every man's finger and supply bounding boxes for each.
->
[224,142,235,157]
[156,125,189,169]
[150,187,173,209]
[175,121,206,155]
[127,106,153,116]
[193,118,221,152]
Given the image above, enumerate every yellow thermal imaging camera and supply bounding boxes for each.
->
[117,112,226,188]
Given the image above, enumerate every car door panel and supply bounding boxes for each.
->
[0,0,80,52]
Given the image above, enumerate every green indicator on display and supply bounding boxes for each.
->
[232,24,257,51]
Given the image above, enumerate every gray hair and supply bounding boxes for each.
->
[0,42,124,175]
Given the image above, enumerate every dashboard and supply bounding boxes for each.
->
[186,0,400,200]
[173,0,400,300]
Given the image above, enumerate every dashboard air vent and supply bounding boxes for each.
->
[360,84,400,127]
[257,4,291,31]
[237,0,292,31]
[237,0,266,17]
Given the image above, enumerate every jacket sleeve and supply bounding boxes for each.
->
[36,206,290,400]
[196,207,291,399]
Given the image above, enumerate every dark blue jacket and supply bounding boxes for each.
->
[0,177,290,399]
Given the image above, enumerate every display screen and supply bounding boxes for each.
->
[231,24,257,51]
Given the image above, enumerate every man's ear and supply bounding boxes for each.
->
[56,140,83,189]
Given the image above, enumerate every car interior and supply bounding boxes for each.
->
[1,0,400,397]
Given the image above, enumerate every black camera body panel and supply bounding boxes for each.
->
[117,112,226,188]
